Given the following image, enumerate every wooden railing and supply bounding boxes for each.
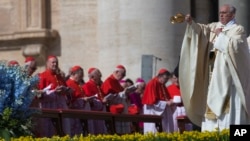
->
[31,108,162,136]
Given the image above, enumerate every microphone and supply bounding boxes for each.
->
[154,56,162,61]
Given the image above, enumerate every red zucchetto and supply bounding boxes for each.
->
[25,56,35,63]
[47,55,57,60]
[115,64,126,71]
[71,65,82,73]
[8,60,19,66]
[158,68,169,75]
[88,67,96,74]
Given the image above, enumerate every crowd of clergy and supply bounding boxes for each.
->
[7,55,186,137]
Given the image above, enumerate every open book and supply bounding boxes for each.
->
[126,85,137,92]
[86,94,98,101]
[42,84,55,95]
[103,93,117,101]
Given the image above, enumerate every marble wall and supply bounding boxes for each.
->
[0,0,249,81]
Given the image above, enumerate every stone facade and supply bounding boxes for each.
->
[0,0,249,82]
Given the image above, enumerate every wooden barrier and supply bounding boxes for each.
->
[31,108,163,136]
[60,109,115,135]
[31,108,64,136]
[176,116,192,133]
[113,113,163,132]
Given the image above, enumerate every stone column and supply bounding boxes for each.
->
[19,0,46,30]
[19,0,46,60]
[95,0,191,79]
[18,0,57,65]
[58,0,192,79]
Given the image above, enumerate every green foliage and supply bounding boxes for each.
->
[0,107,34,137]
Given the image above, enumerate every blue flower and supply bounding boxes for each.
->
[0,60,39,137]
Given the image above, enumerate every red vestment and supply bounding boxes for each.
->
[166,83,185,132]
[142,77,170,105]
[82,79,107,134]
[66,78,92,135]
[83,79,104,100]
[66,78,85,103]
[36,69,70,137]
[167,84,184,107]
[39,69,67,92]
[166,84,181,99]
[101,74,125,114]
[101,74,124,95]
[142,77,174,133]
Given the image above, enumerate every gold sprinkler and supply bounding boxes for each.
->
[170,13,185,24]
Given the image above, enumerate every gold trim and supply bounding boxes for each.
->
[205,96,230,120]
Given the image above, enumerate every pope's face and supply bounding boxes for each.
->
[219,5,234,25]
[47,58,58,72]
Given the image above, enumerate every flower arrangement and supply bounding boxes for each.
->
[0,60,39,138]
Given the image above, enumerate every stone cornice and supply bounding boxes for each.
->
[0,29,58,41]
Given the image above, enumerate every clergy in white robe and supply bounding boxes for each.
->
[179,4,250,132]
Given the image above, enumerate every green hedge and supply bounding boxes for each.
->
[0,129,229,141]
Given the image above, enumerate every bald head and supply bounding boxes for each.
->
[89,68,102,84]
[25,60,37,76]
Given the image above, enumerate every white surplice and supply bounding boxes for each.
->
[143,100,174,134]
